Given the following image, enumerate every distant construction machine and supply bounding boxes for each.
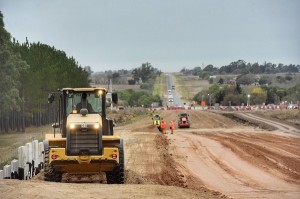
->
[178,113,190,128]
[152,114,162,131]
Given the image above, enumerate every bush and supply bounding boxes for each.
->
[222,94,245,106]
[140,83,151,90]
[285,75,293,81]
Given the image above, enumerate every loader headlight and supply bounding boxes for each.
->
[70,123,76,130]
[95,90,104,98]
[94,123,100,129]
[98,90,104,95]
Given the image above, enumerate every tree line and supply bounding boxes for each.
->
[118,89,162,108]
[181,60,300,78]
[118,63,163,107]
[0,11,89,133]
[193,83,300,107]
[91,62,162,89]
[90,62,163,106]
[180,60,299,106]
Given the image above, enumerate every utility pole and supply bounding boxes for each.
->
[247,94,251,106]
[208,94,212,107]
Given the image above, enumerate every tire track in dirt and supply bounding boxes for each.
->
[168,133,259,196]
[207,133,300,184]
[216,132,300,159]
[167,129,300,199]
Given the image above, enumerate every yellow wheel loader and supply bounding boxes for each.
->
[152,114,162,132]
[44,88,124,183]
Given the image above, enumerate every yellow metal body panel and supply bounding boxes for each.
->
[152,115,161,126]
[46,136,120,149]
[62,87,107,92]
[67,114,102,126]
[46,136,120,146]
[153,119,161,126]
[45,135,121,173]
[49,147,119,173]
[49,138,66,148]
[45,133,63,139]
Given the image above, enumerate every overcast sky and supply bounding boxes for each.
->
[1,0,299,72]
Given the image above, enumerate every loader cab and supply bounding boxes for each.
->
[48,88,118,138]
[67,91,103,115]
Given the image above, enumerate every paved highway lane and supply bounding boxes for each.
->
[166,74,184,107]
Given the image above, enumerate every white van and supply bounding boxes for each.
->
[168,94,174,102]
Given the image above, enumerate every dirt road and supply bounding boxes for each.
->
[1,110,299,199]
[237,112,300,135]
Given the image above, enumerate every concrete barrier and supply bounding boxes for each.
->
[3,165,11,179]
[167,106,185,110]
[32,140,39,175]
[38,142,44,171]
[152,105,294,112]
[10,159,19,179]
[2,138,45,181]
[32,140,39,163]
[18,146,26,180]
[25,142,33,164]
[25,142,33,179]
[18,146,26,168]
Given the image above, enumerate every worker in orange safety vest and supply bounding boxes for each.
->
[169,120,175,134]
[160,118,167,134]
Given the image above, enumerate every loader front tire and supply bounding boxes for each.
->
[44,148,62,182]
[106,140,125,184]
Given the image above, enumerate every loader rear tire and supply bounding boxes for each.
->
[106,140,125,184]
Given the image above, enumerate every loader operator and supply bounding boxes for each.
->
[76,92,94,113]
